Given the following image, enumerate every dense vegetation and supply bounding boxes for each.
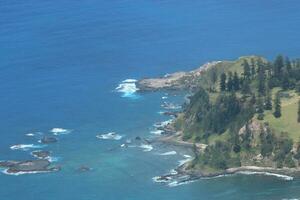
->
[176,55,300,171]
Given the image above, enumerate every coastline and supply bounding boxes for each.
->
[154,132,299,185]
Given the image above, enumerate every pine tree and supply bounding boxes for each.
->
[233,72,240,91]
[241,79,251,94]
[298,100,300,123]
[242,122,252,149]
[250,93,256,105]
[264,87,272,110]
[273,92,281,118]
[273,55,284,79]
[257,97,264,120]
[220,73,227,91]
[250,58,256,79]
[285,56,292,74]
[227,72,233,91]
[257,62,266,95]
[210,67,218,91]
[281,71,290,90]
[242,60,251,80]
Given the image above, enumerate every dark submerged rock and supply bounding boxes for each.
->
[77,165,91,172]
[0,160,60,174]
[31,150,50,159]
[41,136,58,144]
[135,136,141,141]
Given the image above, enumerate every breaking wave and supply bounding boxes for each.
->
[150,129,164,135]
[236,171,293,181]
[1,169,51,176]
[96,132,123,140]
[50,128,71,135]
[140,144,153,152]
[10,144,45,151]
[115,79,140,99]
[159,151,177,156]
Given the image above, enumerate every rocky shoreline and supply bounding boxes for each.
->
[137,61,220,91]
[154,154,298,186]
[152,131,300,186]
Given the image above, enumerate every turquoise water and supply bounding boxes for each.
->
[1,0,300,199]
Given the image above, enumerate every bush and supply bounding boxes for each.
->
[257,113,264,120]
[285,154,296,168]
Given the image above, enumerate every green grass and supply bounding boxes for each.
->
[207,131,230,145]
[263,90,300,142]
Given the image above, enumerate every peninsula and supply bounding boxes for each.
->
[140,55,300,180]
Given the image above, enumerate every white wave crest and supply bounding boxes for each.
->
[2,169,51,176]
[170,169,178,175]
[10,144,45,151]
[96,132,123,140]
[25,133,35,137]
[47,156,60,162]
[152,176,172,183]
[167,179,196,187]
[237,171,293,181]
[140,144,153,152]
[50,128,71,135]
[153,119,173,129]
[178,158,192,166]
[115,79,139,98]
[150,130,164,135]
[159,151,177,156]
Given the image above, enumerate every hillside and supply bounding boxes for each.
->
[169,55,300,174]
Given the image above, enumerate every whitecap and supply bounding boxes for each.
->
[140,144,153,152]
[237,171,293,181]
[115,79,140,99]
[169,169,178,175]
[10,144,45,151]
[153,119,173,128]
[178,157,192,166]
[50,128,71,135]
[25,133,35,137]
[159,151,177,156]
[150,130,164,135]
[157,111,165,115]
[152,176,172,183]
[167,179,196,187]
[96,132,123,140]
[2,169,52,176]
[47,156,60,162]
[120,144,126,148]
[162,96,168,99]
[161,102,181,110]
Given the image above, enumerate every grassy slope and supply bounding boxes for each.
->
[263,90,300,142]
[181,56,300,144]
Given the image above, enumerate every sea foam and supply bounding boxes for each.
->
[140,144,153,152]
[1,168,56,176]
[96,132,123,140]
[10,144,45,151]
[159,151,177,156]
[50,128,71,135]
[237,171,293,181]
[150,129,164,135]
[115,79,140,98]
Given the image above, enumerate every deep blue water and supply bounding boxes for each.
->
[1,0,300,199]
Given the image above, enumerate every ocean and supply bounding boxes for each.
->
[1,0,300,199]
